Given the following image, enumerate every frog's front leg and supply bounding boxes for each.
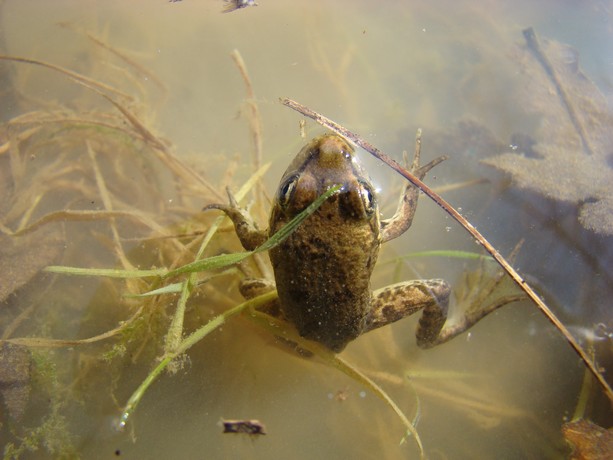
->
[203,188,268,251]
[364,279,451,348]
[381,134,446,243]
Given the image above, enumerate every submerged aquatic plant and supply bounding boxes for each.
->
[0,29,228,456]
[0,45,428,456]
[1,23,595,458]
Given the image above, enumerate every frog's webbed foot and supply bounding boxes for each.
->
[427,293,524,348]
[380,131,447,243]
[203,187,267,251]
[239,278,275,299]
[364,279,451,349]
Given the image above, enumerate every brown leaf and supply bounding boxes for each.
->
[482,29,613,235]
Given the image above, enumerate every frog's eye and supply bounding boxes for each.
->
[278,175,299,208]
[358,180,376,215]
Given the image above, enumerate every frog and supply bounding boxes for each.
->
[205,133,451,353]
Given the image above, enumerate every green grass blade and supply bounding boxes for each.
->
[257,184,341,252]
[404,250,492,260]
[44,266,167,278]
[164,184,341,278]
[164,251,252,278]
[381,250,493,266]
[125,282,183,297]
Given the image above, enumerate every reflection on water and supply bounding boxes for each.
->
[0,0,611,458]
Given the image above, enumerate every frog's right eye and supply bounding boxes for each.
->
[357,179,376,216]
[278,175,299,208]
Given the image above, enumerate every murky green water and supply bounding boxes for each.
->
[1,1,611,458]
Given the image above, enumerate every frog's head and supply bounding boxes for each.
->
[273,134,378,222]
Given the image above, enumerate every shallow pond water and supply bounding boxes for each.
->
[1,0,612,458]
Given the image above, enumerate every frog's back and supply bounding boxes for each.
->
[268,135,380,352]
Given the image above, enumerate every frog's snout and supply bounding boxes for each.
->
[316,135,353,168]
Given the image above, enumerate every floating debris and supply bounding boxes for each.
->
[222,0,258,14]
[562,419,613,460]
[221,419,267,436]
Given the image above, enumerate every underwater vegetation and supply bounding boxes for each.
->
[0,9,610,458]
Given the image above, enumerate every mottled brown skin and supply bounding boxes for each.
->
[267,135,380,351]
[206,134,451,352]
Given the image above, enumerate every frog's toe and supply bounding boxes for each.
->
[414,155,447,179]
[239,278,275,299]
[202,202,229,212]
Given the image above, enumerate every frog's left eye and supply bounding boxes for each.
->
[358,180,376,215]
[278,175,299,208]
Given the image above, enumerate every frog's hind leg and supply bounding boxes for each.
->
[240,278,314,357]
[364,279,451,348]
[239,278,283,318]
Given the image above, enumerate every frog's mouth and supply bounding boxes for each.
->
[307,161,377,220]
